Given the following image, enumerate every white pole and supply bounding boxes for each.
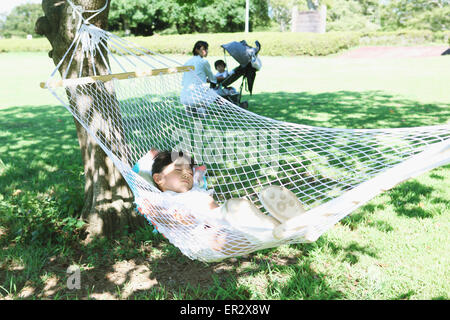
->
[245,0,249,33]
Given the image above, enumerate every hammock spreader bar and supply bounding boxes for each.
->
[40,66,195,89]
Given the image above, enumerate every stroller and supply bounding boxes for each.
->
[212,40,262,109]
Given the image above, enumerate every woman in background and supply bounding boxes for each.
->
[180,41,217,115]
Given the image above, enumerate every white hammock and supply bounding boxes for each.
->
[41,2,450,262]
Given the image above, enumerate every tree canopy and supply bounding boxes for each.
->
[1,0,448,38]
[268,0,449,32]
[0,3,43,38]
[380,0,450,31]
[108,0,269,35]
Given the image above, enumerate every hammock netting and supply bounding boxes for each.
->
[42,9,450,262]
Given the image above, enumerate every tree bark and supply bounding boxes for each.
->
[36,0,147,240]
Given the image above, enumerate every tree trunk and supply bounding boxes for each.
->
[36,0,147,240]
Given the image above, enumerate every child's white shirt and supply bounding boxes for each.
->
[215,71,229,79]
[163,186,217,215]
[215,69,234,79]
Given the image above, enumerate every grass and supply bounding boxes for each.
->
[0,50,449,300]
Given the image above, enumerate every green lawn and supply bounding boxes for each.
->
[0,51,449,300]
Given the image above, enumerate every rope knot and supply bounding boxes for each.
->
[79,24,105,58]
[71,5,84,19]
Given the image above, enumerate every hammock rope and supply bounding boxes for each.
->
[41,3,450,262]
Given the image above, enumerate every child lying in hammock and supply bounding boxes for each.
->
[146,150,306,253]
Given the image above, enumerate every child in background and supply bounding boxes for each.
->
[214,59,239,103]
[214,59,233,83]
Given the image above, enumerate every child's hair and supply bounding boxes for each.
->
[151,151,195,190]
[192,40,209,56]
[214,59,226,70]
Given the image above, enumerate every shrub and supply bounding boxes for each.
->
[359,29,450,46]
[0,31,447,56]
[0,37,51,53]
[123,31,361,56]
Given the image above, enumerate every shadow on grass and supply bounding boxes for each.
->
[395,290,416,300]
[0,234,346,300]
[0,104,83,198]
[327,240,379,265]
[387,180,448,219]
[1,88,449,300]
[341,164,449,233]
[248,90,449,129]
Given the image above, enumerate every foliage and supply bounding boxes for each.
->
[0,3,43,38]
[0,191,85,246]
[359,29,450,46]
[265,0,449,33]
[1,1,448,38]
[276,0,449,33]
[275,0,380,32]
[2,30,448,56]
[108,0,174,36]
[100,31,359,56]
[380,0,450,32]
[326,0,380,32]
[269,0,293,31]
[108,0,269,35]
[405,6,450,32]
[0,37,51,52]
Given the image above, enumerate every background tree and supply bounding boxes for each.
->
[380,0,450,31]
[326,0,380,31]
[1,3,43,38]
[169,0,269,34]
[108,0,173,36]
[35,0,146,240]
[0,13,5,33]
[106,0,269,35]
[250,0,271,30]
[269,0,293,32]
[405,5,449,32]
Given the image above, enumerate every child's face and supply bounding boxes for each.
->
[153,160,193,193]
[216,64,225,73]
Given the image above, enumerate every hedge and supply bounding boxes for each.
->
[359,30,450,46]
[0,30,448,56]
[0,37,51,53]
